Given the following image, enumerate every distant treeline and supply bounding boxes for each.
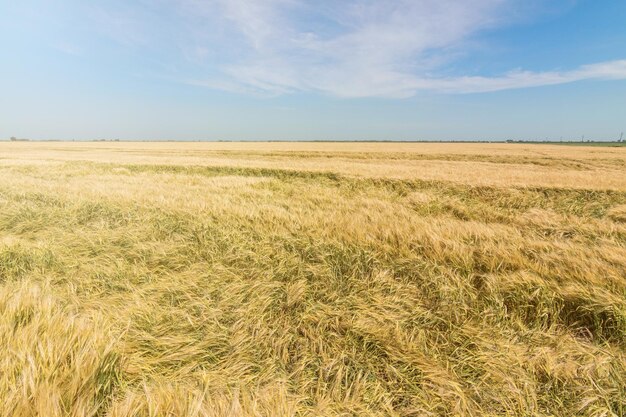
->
[506,139,625,143]
[4,138,625,144]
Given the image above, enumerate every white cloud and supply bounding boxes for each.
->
[187,0,509,97]
[97,0,626,97]
[416,60,626,93]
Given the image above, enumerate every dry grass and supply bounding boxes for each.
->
[0,142,625,416]
[3,141,626,190]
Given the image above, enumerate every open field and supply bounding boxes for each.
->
[0,142,625,416]
[550,142,626,148]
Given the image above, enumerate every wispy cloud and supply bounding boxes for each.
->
[52,41,83,57]
[93,0,626,98]
[417,60,626,93]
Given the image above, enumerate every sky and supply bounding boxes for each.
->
[1,0,625,141]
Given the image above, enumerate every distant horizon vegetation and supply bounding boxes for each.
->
[6,136,626,145]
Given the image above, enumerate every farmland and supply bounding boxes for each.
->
[0,142,625,416]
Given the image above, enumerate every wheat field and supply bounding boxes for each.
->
[0,141,625,417]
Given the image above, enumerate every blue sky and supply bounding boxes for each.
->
[1,0,625,141]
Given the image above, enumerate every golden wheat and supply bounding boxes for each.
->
[0,142,625,416]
